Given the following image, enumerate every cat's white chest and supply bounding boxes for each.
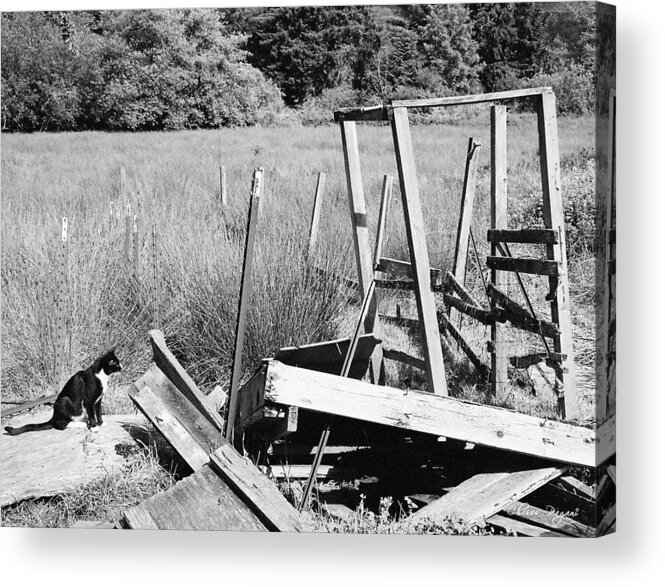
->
[95,370,110,396]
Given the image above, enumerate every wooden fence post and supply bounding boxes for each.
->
[391,106,448,396]
[132,215,139,280]
[220,163,228,206]
[373,175,393,267]
[490,105,509,402]
[307,171,326,258]
[151,224,159,329]
[226,168,264,444]
[451,138,481,325]
[55,217,70,390]
[124,202,132,261]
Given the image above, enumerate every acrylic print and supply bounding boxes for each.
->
[1,2,615,535]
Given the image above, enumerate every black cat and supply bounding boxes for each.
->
[4,348,122,436]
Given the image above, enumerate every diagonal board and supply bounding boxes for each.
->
[121,464,268,531]
[129,385,210,471]
[209,445,302,532]
[410,467,565,526]
[133,365,222,457]
[261,360,605,466]
[149,329,224,432]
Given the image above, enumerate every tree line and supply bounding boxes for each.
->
[1,4,615,132]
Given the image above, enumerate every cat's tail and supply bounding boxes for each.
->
[4,419,53,435]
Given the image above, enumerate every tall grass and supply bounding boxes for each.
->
[1,114,598,417]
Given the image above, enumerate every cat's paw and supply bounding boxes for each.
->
[91,426,101,433]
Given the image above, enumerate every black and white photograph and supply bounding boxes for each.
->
[1,0,617,545]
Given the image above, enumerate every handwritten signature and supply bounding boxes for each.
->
[504,502,580,528]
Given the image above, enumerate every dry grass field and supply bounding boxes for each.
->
[1,112,604,529]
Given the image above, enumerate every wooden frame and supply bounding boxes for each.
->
[251,360,608,467]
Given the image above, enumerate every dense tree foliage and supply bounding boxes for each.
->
[1,3,614,132]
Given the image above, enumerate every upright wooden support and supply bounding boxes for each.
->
[339,121,381,382]
[391,107,448,395]
[452,138,481,293]
[123,202,132,261]
[600,90,616,422]
[373,175,393,267]
[151,224,159,329]
[55,217,70,390]
[307,171,326,258]
[220,163,228,206]
[490,105,509,402]
[536,92,580,421]
[226,168,263,443]
[132,215,139,280]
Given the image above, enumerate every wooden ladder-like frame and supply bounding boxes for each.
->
[334,87,580,419]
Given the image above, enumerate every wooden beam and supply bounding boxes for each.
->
[226,168,263,442]
[442,294,494,325]
[451,137,481,325]
[121,464,268,531]
[487,283,531,318]
[498,309,560,339]
[487,256,560,277]
[2,393,58,417]
[438,312,489,379]
[307,171,326,258]
[339,120,381,382]
[491,105,509,402]
[148,330,224,432]
[391,106,447,396]
[260,360,601,466]
[444,271,480,308]
[410,467,565,525]
[333,104,390,123]
[373,175,393,267]
[392,87,552,109]
[209,444,302,532]
[382,347,426,371]
[537,91,580,421]
[375,258,442,288]
[128,385,210,471]
[501,500,595,537]
[487,229,559,245]
[600,89,616,422]
[274,334,381,380]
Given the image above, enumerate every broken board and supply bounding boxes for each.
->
[409,467,565,525]
[121,464,268,531]
[1,410,148,507]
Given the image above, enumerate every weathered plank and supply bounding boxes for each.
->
[307,171,326,258]
[133,365,222,457]
[487,229,559,245]
[451,137,481,326]
[392,87,552,109]
[391,106,448,396]
[410,467,565,525]
[129,385,210,471]
[149,330,224,432]
[121,464,267,531]
[558,475,595,500]
[375,258,442,287]
[2,393,58,417]
[607,464,616,486]
[444,271,480,309]
[499,308,560,339]
[490,105,509,402]
[274,334,380,380]
[487,283,531,318]
[261,360,601,466]
[333,104,390,123]
[537,91,580,421]
[227,169,263,442]
[487,256,560,277]
[1,411,148,507]
[209,444,302,532]
[382,347,426,371]
[442,294,495,324]
[266,464,356,480]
